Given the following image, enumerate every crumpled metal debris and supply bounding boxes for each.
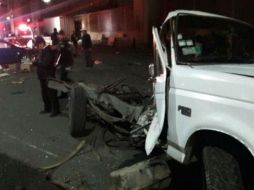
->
[78,82,144,124]
[48,78,71,93]
[130,106,155,137]
[110,155,171,190]
[48,78,151,139]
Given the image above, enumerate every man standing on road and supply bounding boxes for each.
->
[34,36,60,117]
[57,30,73,99]
[71,31,78,56]
[51,28,59,46]
[81,30,93,67]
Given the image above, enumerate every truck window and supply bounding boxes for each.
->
[176,15,254,64]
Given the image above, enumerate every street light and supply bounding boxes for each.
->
[42,0,51,3]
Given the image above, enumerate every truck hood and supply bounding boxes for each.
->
[193,64,254,77]
[172,64,254,104]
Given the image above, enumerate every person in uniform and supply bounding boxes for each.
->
[57,30,73,99]
[71,31,78,56]
[51,28,59,46]
[81,30,93,67]
[34,36,60,117]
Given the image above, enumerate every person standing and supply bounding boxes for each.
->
[71,31,78,56]
[51,28,59,46]
[81,30,93,67]
[34,36,60,117]
[57,30,73,99]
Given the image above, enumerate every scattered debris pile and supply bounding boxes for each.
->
[110,155,171,190]
[48,78,155,146]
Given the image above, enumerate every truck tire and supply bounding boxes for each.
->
[202,146,244,190]
[69,84,87,137]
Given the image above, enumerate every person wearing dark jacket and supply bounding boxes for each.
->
[57,30,73,99]
[34,36,60,117]
[71,31,78,56]
[81,30,93,67]
[51,28,59,46]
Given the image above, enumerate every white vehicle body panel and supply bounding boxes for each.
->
[167,66,254,161]
[145,27,168,155]
[146,10,254,163]
[163,10,249,26]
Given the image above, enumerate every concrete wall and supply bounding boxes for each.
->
[52,0,254,47]
[39,17,61,35]
[73,0,161,47]
[74,4,135,46]
[60,16,74,36]
[39,16,74,37]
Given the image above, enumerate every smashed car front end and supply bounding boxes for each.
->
[145,10,254,162]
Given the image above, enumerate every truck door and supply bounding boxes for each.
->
[145,26,170,155]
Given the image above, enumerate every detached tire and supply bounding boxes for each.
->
[69,84,87,137]
[202,146,244,190]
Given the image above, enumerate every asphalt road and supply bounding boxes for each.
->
[0,45,153,190]
[0,45,202,190]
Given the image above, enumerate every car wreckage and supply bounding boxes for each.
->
[49,10,254,190]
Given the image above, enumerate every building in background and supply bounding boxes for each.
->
[0,0,253,47]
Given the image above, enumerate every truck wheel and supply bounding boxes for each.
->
[202,146,244,190]
[69,84,87,137]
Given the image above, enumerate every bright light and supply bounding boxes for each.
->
[26,18,31,23]
[42,0,51,3]
[27,39,33,49]
[53,17,61,31]
[18,24,28,31]
[6,16,10,20]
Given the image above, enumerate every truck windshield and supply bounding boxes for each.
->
[176,15,254,64]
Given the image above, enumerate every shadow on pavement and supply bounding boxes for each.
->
[0,153,61,190]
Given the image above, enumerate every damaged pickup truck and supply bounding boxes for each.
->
[49,10,254,190]
[146,10,254,190]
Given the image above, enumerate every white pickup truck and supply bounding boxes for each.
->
[145,10,254,190]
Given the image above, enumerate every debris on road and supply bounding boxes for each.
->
[11,91,25,95]
[94,60,102,65]
[48,78,71,93]
[110,155,171,190]
[49,78,153,145]
[8,63,18,71]
[21,63,32,72]
[48,178,73,190]
[47,174,90,190]
[131,106,155,138]
[11,78,25,85]
[99,78,126,93]
[21,57,32,72]
[40,140,86,171]
[0,72,10,78]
